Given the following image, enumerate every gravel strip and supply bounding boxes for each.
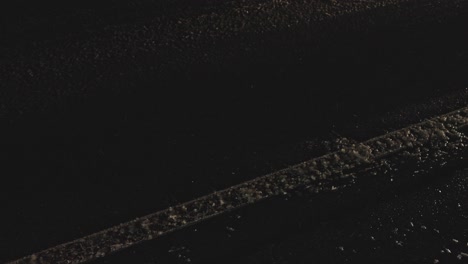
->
[8,107,468,264]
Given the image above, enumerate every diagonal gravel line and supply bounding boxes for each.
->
[8,107,468,264]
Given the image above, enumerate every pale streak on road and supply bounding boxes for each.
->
[9,107,468,264]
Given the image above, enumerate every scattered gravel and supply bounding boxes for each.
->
[8,107,468,264]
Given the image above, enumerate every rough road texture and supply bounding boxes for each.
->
[1,0,467,118]
[9,107,468,264]
[2,0,468,263]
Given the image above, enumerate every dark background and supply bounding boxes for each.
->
[1,0,468,262]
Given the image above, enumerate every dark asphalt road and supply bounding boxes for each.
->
[1,0,468,263]
[10,106,468,263]
[89,155,468,264]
